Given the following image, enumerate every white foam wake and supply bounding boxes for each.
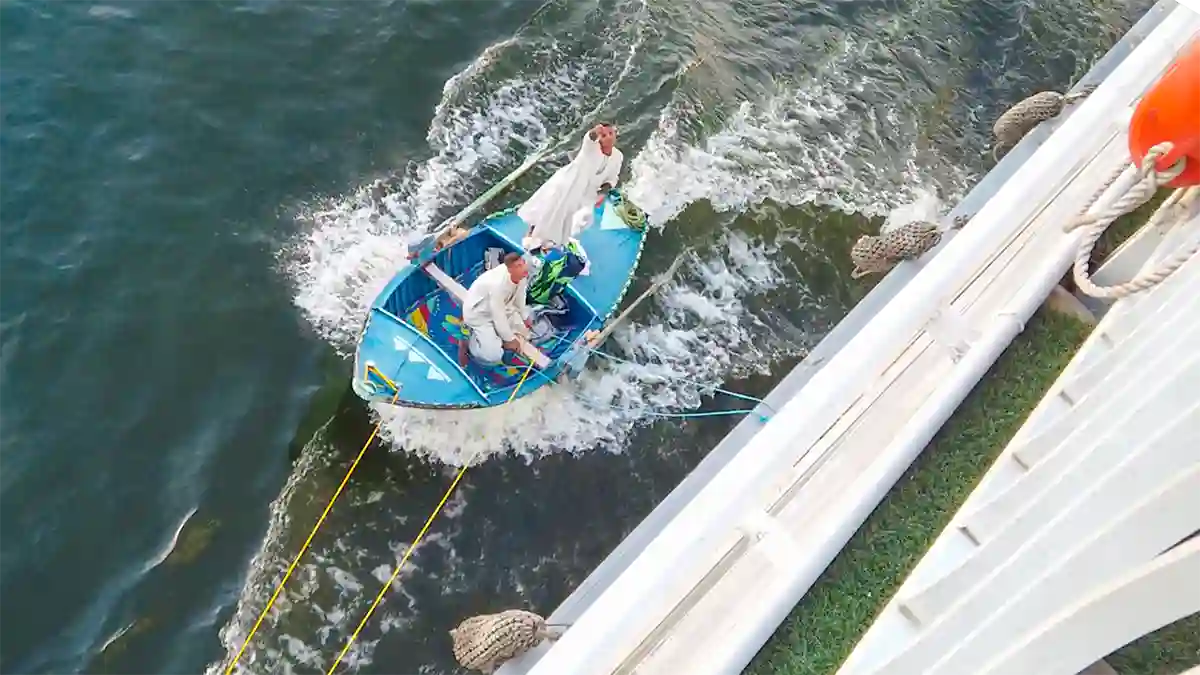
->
[372,227,790,465]
[627,35,973,226]
[285,29,973,465]
[209,421,469,675]
[247,13,974,673]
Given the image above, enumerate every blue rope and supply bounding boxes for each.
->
[531,332,773,423]
[581,343,774,417]
[608,406,766,421]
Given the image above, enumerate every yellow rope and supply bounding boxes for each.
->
[325,360,537,674]
[365,364,400,394]
[223,385,401,675]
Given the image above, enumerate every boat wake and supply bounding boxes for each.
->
[284,35,970,466]
[224,0,980,671]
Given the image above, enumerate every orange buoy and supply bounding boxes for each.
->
[1128,37,1200,188]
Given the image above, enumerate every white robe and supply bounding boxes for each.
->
[518,130,623,249]
[462,264,529,343]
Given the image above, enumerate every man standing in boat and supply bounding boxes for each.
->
[462,252,533,365]
[519,123,623,257]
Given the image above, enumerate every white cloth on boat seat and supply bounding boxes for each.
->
[463,264,530,364]
[570,205,595,237]
[568,206,594,276]
[517,129,623,250]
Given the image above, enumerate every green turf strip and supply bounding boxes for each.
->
[744,309,1091,675]
[743,184,1196,675]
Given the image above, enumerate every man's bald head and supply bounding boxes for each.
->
[504,252,529,282]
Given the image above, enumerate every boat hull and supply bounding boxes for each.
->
[351,192,648,410]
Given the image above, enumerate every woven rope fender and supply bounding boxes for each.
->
[992,87,1093,158]
[450,609,558,673]
[851,220,944,279]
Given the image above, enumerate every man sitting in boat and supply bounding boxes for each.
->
[519,123,623,262]
[462,252,533,365]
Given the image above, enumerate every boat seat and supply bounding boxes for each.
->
[424,261,469,302]
[423,262,550,369]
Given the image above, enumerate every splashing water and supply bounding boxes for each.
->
[282,8,816,463]
[212,420,469,675]
[282,18,977,466]
[236,2,989,671]
[368,227,790,465]
[627,34,974,226]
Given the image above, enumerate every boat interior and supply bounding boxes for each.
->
[381,225,596,393]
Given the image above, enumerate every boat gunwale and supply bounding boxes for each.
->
[410,222,603,401]
[361,236,597,408]
[369,305,491,407]
[356,193,649,409]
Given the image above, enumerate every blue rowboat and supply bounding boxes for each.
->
[351,189,648,409]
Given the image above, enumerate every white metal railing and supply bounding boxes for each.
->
[523,9,1200,675]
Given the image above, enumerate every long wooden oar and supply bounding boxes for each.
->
[585,253,686,347]
[432,146,553,236]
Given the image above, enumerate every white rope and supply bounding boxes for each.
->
[1065,142,1196,299]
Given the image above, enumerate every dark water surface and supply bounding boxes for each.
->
[0,0,1149,673]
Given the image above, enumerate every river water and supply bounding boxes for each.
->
[0,0,1149,672]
